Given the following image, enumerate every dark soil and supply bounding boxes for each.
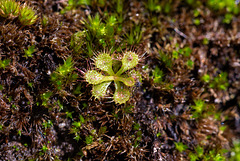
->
[0,0,240,160]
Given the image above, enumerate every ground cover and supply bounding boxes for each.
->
[0,0,240,160]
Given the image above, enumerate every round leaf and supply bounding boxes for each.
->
[122,51,138,71]
[92,81,111,99]
[85,70,105,85]
[95,53,114,75]
[113,82,130,104]
[116,77,135,86]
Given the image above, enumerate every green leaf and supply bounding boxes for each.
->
[85,70,105,85]
[74,134,81,142]
[0,59,10,69]
[19,4,37,26]
[57,57,74,76]
[153,66,164,84]
[117,51,139,75]
[72,121,81,128]
[195,145,204,157]
[174,142,188,153]
[128,70,142,83]
[202,74,210,83]
[79,115,85,123]
[92,81,111,99]
[189,152,198,161]
[0,0,20,18]
[192,99,206,114]
[116,77,135,86]
[113,82,130,104]
[95,53,114,75]
[85,135,93,145]
[42,145,48,153]
[24,45,35,58]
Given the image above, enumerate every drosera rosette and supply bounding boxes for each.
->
[84,51,141,104]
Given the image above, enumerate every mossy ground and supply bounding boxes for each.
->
[0,0,240,160]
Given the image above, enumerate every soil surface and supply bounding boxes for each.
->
[0,0,240,160]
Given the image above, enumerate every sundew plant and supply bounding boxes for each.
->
[84,51,141,104]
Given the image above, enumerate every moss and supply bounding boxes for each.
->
[0,0,239,160]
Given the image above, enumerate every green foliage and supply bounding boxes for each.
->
[51,57,78,90]
[210,72,229,90]
[85,135,93,145]
[207,0,239,14]
[201,74,210,83]
[202,72,229,90]
[17,129,21,136]
[185,0,202,8]
[66,111,74,120]
[70,31,86,54]
[158,50,173,68]
[83,14,118,48]
[84,51,140,104]
[158,46,192,69]
[41,92,52,106]
[230,140,240,161]
[71,14,120,56]
[41,145,48,153]
[186,0,194,5]
[192,99,205,114]
[132,123,142,148]
[24,45,36,58]
[122,105,134,114]
[124,25,143,45]
[12,145,19,151]
[190,99,216,119]
[0,58,10,69]
[41,15,48,27]
[0,0,37,25]
[156,132,161,137]
[223,13,234,24]
[190,99,212,119]
[152,66,164,84]
[19,4,38,25]
[133,123,141,131]
[187,59,194,69]
[155,46,194,83]
[145,0,161,12]
[195,145,204,158]
[71,115,86,142]
[203,38,209,45]
[189,145,226,161]
[207,0,239,23]
[116,0,123,14]
[178,46,192,58]
[174,142,188,153]
[60,0,91,14]
[114,0,124,23]
[42,120,53,130]
[0,0,20,18]
[163,1,172,14]
[188,146,204,161]
[192,8,201,23]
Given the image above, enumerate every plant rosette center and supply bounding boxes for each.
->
[84,52,140,104]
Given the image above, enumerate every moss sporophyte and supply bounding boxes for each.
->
[84,51,141,104]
